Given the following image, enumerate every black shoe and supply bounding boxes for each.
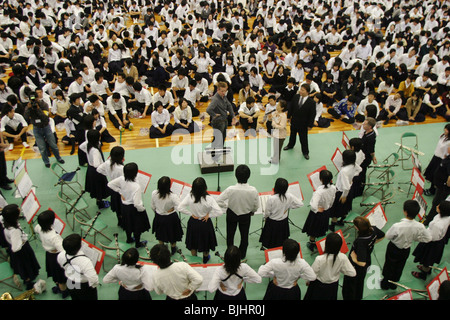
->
[45,163,50,168]
[0,184,11,190]
[283,146,293,151]
[304,154,310,160]
[58,159,65,164]
[423,188,435,196]
[135,240,148,248]
[306,241,316,252]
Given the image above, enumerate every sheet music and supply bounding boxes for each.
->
[13,158,25,177]
[21,192,40,223]
[170,181,185,197]
[342,132,349,149]
[136,171,151,193]
[309,172,322,191]
[17,172,33,198]
[428,279,440,300]
[413,190,427,220]
[53,216,65,235]
[0,193,7,208]
[411,168,424,190]
[439,268,449,283]
[191,264,224,292]
[81,242,103,273]
[366,205,387,229]
[180,185,192,201]
[266,248,283,261]
[396,290,413,300]
[287,182,303,201]
[332,148,343,171]
[256,194,272,215]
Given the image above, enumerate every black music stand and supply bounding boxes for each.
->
[205,147,231,192]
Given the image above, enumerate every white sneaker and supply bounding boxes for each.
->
[8,143,13,151]
[22,142,30,148]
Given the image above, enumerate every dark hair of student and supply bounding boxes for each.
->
[319,169,333,188]
[403,200,420,219]
[157,176,172,199]
[223,245,241,276]
[191,177,209,203]
[442,123,450,141]
[86,129,101,154]
[109,146,125,170]
[282,238,300,262]
[62,233,82,256]
[37,210,56,232]
[235,164,251,184]
[1,204,20,228]
[150,243,172,269]
[353,216,373,237]
[349,137,363,152]
[342,149,356,167]
[121,248,141,268]
[438,200,450,217]
[123,162,138,182]
[273,177,289,201]
[438,280,450,300]
[325,232,342,265]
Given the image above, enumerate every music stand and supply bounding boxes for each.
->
[205,147,232,192]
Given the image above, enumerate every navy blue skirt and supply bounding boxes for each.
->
[263,281,301,300]
[8,241,40,282]
[121,204,151,235]
[259,217,290,249]
[118,285,152,300]
[302,209,331,238]
[214,288,247,300]
[45,251,67,283]
[85,165,109,200]
[303,279,339,300]
[413,238,447,267]
[185,216,217,252]
[152,212,183,243]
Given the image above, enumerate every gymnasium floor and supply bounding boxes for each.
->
[1,120,449,301]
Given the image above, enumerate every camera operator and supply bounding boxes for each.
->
[24,90,65,168]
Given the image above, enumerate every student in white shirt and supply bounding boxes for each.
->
[216,165,260,259]
[151,176,183,255]
[258,238,316,300]
[178,177,223,264]
[103,248,153,300]
[209,245,261,300]
[34,210,68,298]
[149,101,173,138]
[381,200,432,290]
[173,98,199,134]
[303,169,336,251]
[0,104,29,150]
[108,162,151,248]
[259,178,303,249]
[304,232,356,300]
[106,92,132,130]
[150,243,203,300]
[57,233,99,300]
[97,146,124,227]
[238,96,260,136]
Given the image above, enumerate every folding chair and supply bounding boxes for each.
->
[362,168,396,205]
[396,132,421,170]
[51,163,83,200]
[75,211,111,246]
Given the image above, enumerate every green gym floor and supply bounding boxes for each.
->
[1,121,449,301]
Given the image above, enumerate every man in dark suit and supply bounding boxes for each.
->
[283,83,316,159]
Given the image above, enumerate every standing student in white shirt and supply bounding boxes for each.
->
[103,248,153,300]
[35,210,68,298]
[258,238,316,300]
[303,170,336,252]
[304,232,356,300]
[57,233,99,300]
[259,178,303,249]
[150,243,203,300]
[208,245,261,300]
[178,177,222,264]
[380,200,432,290]
[217,165,260,259]
[97,146,125,228]
[108,162,151,248]
[79,129,110,210]
[151,176,183,256]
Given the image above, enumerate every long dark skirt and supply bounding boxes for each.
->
[424,155,442,183]
[302,209,331,238]
[109,188,123,227]
[413,238,447,267]
[118,285,152,300]
[121,204,151,236]
[330,190,352,219]
[8,241,40,282]
[185,217,217,253]
[303,279,339,300]
[259,217,290,249]
[263,281,301,300]
[214,288,247,300]
[85,165,109,200]
[152,212,183,244]
[46,251,67,284]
